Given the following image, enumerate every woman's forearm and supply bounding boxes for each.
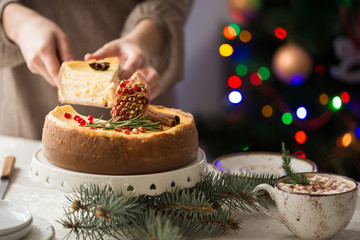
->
[123,19,161,58]
[2,3,36,44]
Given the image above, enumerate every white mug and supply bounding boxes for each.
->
[254,172,358,240]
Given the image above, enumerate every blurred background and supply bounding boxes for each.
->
[175,0,360,181]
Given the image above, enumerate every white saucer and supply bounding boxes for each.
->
[0,200,32,236]
[212,152,317,175]
[0,219,32,240]
[26,216,55,240]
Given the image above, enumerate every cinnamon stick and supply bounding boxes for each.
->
[146,108,180,127]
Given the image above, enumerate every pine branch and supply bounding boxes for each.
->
[58,184,147,239]
[195,171,277,212]
[59,172,277,239]
[281,142,310,185]
[133,209,182,240]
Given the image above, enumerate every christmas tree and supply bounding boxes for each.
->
[197,0,360,181]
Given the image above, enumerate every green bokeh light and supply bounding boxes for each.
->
[236,64,248,76]
[282,112,293,125]
[258,66,270,80]
[241,145,250,151]
[229,23,241,36]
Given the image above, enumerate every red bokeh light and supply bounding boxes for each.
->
[315,64,326,76]
[274,27,287,39]
[250,73,262,86]
[294,150,306,159]
[295,130,307,144]
[340,91,349,103]
[228,76,242,88]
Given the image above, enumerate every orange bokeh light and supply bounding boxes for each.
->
[223,26,237,40]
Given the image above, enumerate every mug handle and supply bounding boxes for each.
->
[253,183,282,223]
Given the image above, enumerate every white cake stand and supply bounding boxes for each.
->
[29,148,207,196]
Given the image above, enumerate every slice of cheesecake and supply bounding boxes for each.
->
[58,57,120,108]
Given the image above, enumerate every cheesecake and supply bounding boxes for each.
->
[58,57,120,108]
[42,105,199,175]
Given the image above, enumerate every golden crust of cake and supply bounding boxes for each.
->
[41,105,199,175]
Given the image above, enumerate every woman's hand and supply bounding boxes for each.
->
[84,19,161,100]
[85,38,161,100]
[2,3,74,87]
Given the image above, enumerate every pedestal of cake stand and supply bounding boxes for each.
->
[29,148,207,196]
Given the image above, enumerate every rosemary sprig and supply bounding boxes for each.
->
[82,114,161,131]
[281,142,310,185]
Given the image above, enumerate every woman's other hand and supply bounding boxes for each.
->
[2,3,74,87]
[85,19,161,100]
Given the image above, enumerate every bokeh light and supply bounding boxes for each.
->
[229,23,241,36]
[239,30,252,42]
[228,90,243,104]
[236,64,248,76]
[290,74,306,86]
[342,133,352,147]
[241,145,250,151]
[340,91,349,103]
[294,150,306,159]
[223,26,237,40]
[319,93,329,105]
[262,105,273,117]
[250,72,262,86]
[257,66,270,80]
[355,127,360,138]
[219,44,233,57]
[296,107,307,119]
[228,75,242,88]
[282,112,293,125]
[332,96,342,110]
[295,130,307,144]
[274,27,287,39]
[315,64,326,75]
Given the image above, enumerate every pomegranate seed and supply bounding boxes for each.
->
[79,119,87,125]
[120,82,126,88]
[138,127,146,133]
[123,126,131,131]
[88,121,93,125]
[158,126,163,130]
[132,128,139,134]
[114,127,122,132]
[74,115,80,121]
[88,115,94,122]
[89,127,97,130]
[64,113,72,119]
[123,129,131,135]
[128,88,134,94]
[134,84,139,91]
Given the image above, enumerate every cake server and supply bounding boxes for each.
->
[0,156,16,199]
